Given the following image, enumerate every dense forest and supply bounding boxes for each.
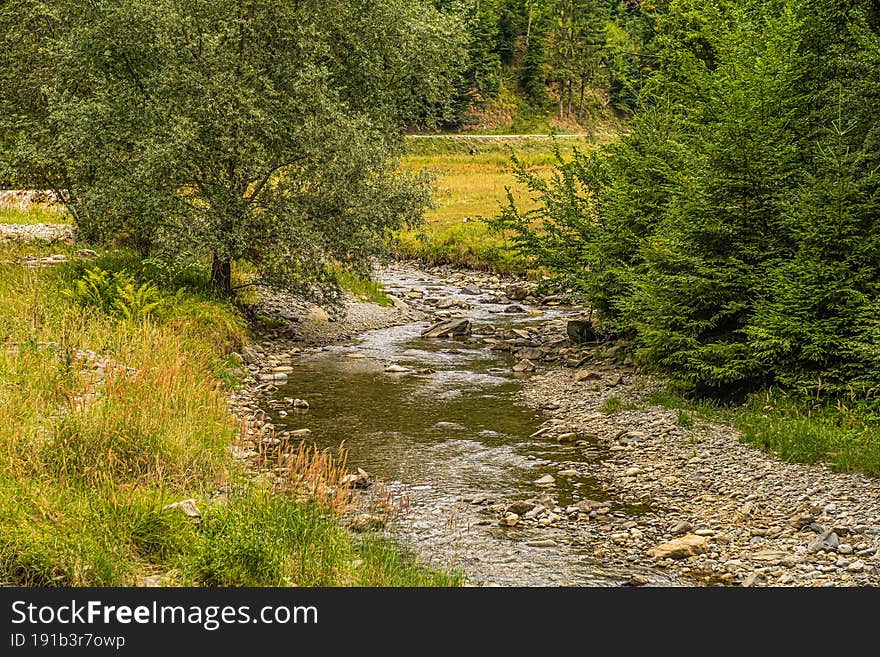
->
[494,0,880,400]
[432,0,661,128]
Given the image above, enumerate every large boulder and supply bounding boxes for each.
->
[421,318,472,338]
[647,535,708,559]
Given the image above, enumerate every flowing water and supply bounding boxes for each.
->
[267,268,674,586]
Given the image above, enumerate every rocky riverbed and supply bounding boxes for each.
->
[520,372,880,587]
[232,261,880,587]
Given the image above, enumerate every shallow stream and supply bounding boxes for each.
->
[267,268,673,586]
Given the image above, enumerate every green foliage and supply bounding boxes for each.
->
[64,267,162,320]
[492,0,880,402]
[0,243,455,586]
[0,0,466,294]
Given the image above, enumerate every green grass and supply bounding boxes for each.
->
[646,387,880,476]
[600,395,639,414]
[178,493,459,587]
[0,206,69,224]
[0,242,459,586]
[336,269,392,306]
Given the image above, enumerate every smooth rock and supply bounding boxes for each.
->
[668,521,693,536]
[534,475,556,486]
[422,318,472,338]
[513,359,537,373]
[515,347,544,361]
[258,372,288,382]
[307,307,330,322]
[507,501,536,515]
[647,535,708,559]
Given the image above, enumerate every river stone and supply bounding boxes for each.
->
[307,307,330,322]
[566,319,597,344]
[513,359,537,373]
[507,501,537,515]
[346,353,368,359]
[421,318,472,338]
[667,520,693,535]
[342,468,373,489]
[506,284,529,300]
[574,369,600,382]
[384,364,408,373]
[460,284,482,295]
[387,295,409,310]
[258,372,288,382]
[526,539,557,548]
[499,513,520,527]
[808,530,840,553]
[287,428,312,438]
[228,445,258,460]
[647,535,708,559]
[503,304,526,314]
[242,346,261,364]
[350,514,384,532]
[534,474,556,486]
[292,398,309,409]
[515,347,544,360]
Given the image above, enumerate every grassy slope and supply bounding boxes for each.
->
[645,387,880,477]
[0,229,458,586]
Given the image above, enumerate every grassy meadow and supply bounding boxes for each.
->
[397,135,601,273]
[0,205,69,224]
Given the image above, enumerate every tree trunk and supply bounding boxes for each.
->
[558,78,565,119]
[579,76,586,119]
[567,79,573,117]
[211,253,232,293]
[525,2,533,51]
